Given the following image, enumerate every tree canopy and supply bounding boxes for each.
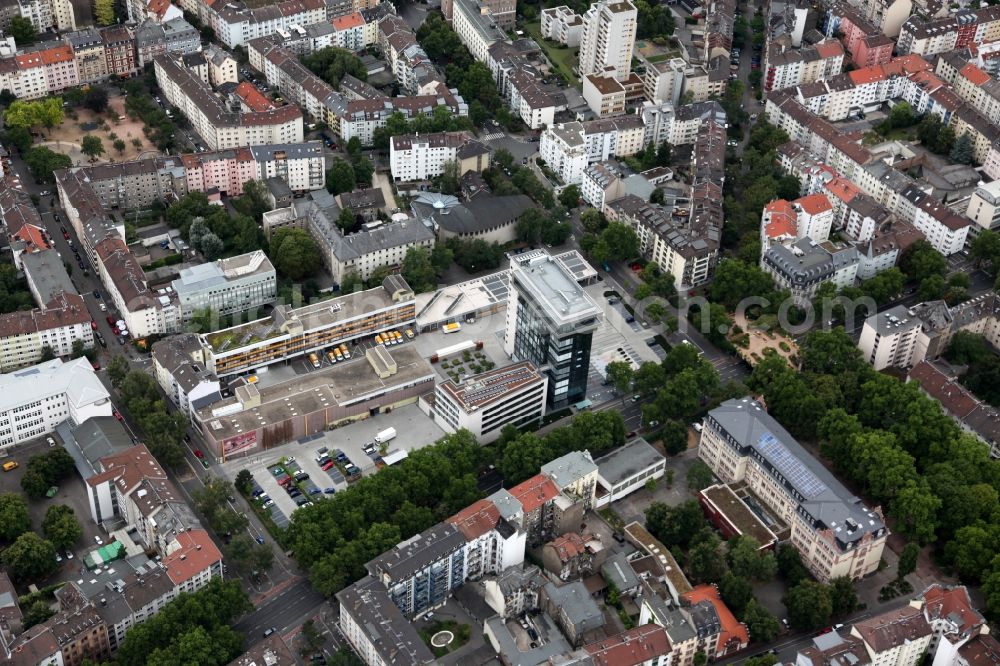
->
[269,228,323,281]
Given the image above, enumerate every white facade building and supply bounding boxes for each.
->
[172,250,277,322]
[578,0,637,79]
[432,362,547,444]
[0,357,112,449]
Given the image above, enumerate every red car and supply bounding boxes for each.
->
[63,232,70,240]
[193,449,204,459]
[106,315,115,326]
[91,360,100,371]
[112,327,119,336]
[321,460,335,471]
[90,321,98,330]
[113,410,123,421]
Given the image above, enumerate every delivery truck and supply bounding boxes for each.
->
[374,427,397,443]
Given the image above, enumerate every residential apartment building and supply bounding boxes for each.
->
[212,0,326,48]
[540,117,645,185]
[762,238,859,306]
[760,193,834,252]
[172,251,277,323]
[66,27,108,84]
[699,398,888,583]
[540,5,583,46]
[0,357,112,450]
[5,584,111,666]
[452,0,509,65]
[581,162,624,210]
[764,39,844,92]
[828,5,893,67]
[915,584,990,666]
[389,131,490,181]
[897,6,1000,57]
[377,14,442,94]
[431,361,547,443]
[578,0,637,79]
[504,251,600,407]
[95,237,180,339]
[152,333,221,419]
[583,70,626,117]
[154,54,304,151]
[540,121,589,184]
[0,291,93,372]
[101,24,137,77]
[851,606,933,666]
[968,179,1000,235]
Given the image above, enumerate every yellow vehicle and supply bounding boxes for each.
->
[405,329,415,340]
[308,352,321,369]
[340,344,351,359]
[393,331,403,343]
[375,334,384,345]
[443,322,462,334]
[2,461,18,472]
[335,349,343,361]
[326,351,337,363]
[247,375,259,384]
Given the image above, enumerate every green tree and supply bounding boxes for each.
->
[726,535,777,581]
[645,500,706,550]
[235,469,254,495]
[661,420,689,455]
[224,533,275,575]
[0,492,31,542]
[325,158,356,195]
[22,599,55,629]
[84,86,109,113]
[687,533,727,583]
[784,580,833,631]
[945,524,1000,583]
[719,571,753,614]
[1,125,33,153]
[94,0,115,23]
[337,207,356,233]
[352,155,373,186]
[777,543,809,585]
[23,147,71,184]
[900,240,947,283]
[300,619,324,657]
[970,229,1000,269]
[950,132,975,165]
[1,533,58,580]
[41,504,82,550]
[605,361,634,401]
[890,480,942,545]
[898,542,919,580]
[687,460,713,490]
[742,598,781,642]
[269,228,322,280]
[559,185,581,209]
[829,576,858,617]
[113,138,127,155]
[8,16,36,45]
[193,477,248,536]
[107,355,130,387]
[401,247,438,293]
[81,135,104,161]
[301,46,367,87]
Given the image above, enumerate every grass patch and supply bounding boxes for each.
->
[419,620,471,658]
[520,21,579,85]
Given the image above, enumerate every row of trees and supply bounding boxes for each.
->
[112,578,252,666]
[165,191,266,262]
[417,13,516,129]
[112,366,189,467]
[371,106,475,151]
[746,327,1000,617]
[122,80,178,152]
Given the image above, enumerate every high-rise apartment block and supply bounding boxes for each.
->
[578,0,637,80]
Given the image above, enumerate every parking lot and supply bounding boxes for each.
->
[0,436,109,584]
[221,404,446,521]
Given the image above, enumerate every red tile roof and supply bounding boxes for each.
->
[546,532,588,563]
[908,361,978,419]
[763,199,796,239]
[331,12,364,30]
[797,193,832,215]
[40,44,74,64]
[921,585,985,635]
[683,585,749,655]
[447,499,500,541]
[235,81,275,113]
[825,175,861,203]
[584,625,672,666]
[960,62,991,86]
[12,224,47,251]
[509,474,560,513]
[162,529,222,585]
[815,40,844,59]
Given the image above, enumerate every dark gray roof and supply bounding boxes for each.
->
[411,193,533,235]
[340,187,385,210]
[543,580,604,632]
[594,438,664,485]
[336,576,435,665]
[601,552,640,591]
[366,523,465,582]
[706,398,886,551]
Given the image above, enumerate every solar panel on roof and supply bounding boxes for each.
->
[757,432,827,499]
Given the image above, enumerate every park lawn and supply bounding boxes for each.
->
[521,21,579,86]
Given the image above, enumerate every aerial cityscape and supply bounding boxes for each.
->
[0,0,996,662]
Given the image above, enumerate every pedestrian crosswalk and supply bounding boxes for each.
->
[480,132,506,142]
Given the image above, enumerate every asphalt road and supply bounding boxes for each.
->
[233,579,327,640]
